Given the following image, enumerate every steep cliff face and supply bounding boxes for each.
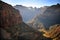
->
[0,1,35,40]
[0,1,22,28]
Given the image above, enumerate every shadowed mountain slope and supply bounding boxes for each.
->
[28,4,60,29]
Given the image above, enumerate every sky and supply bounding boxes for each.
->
[2,0,60,8]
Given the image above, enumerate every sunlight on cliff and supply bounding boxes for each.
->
[38,24,60,40]
[38,29,51,38]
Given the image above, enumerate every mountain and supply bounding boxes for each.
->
[0,1,53,40]
[28,4,60,29]
[14,5,48,22]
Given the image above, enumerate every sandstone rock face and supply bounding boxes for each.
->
[0,1,22,28]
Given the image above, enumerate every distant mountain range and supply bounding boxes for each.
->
[28,4,60,29]
[14,5,48,22]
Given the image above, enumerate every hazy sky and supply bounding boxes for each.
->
[2,0,60,7]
